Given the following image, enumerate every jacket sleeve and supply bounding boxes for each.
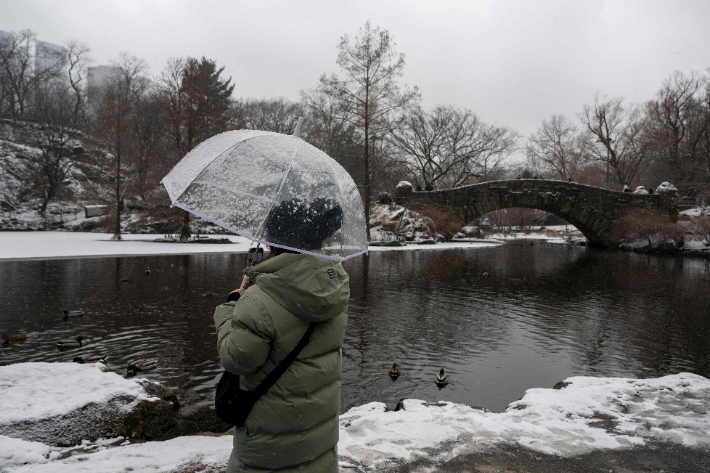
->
[213,293,273,376]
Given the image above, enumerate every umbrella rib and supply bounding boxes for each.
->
[322,158,347,256]
[252,141,300,240]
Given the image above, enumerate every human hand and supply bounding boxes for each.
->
[239,272,251,293]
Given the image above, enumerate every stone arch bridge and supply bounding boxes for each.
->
[394,179,678,247]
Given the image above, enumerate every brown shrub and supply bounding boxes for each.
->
[613,208,685,249]
[417,206,464,241]
[691,216,710,246]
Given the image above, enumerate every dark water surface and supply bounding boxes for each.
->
[1,243,709,413]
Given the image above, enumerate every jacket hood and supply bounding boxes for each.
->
[245,253,349,323]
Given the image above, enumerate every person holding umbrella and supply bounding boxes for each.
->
[162,121,366,473]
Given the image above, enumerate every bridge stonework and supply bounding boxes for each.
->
[394,179,678,247]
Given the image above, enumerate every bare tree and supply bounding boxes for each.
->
[320,21,419,240]
[65,40,91,129]
[159,58,186,155]
[0,30,65,123]
[95,53,148,239]
[645,71,710,185]
[526,114,587,181]
[300,85,360,173]
[580,94,650,188]
[19,82,79,218]
[129,88,166,199]
[702,79,710,176]
[236,97,302,133]
[388,105,518,189]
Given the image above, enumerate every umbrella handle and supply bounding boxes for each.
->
[293,117,304,138]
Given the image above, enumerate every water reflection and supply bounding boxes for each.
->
[1,244,708,412]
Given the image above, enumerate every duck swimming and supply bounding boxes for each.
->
[62,310,84,319]
[3,333,28,345]
[57,336,84,349]
[73,354,107,364]
[435,368,448,387]
[127,359,158,375]
[388,363,401,380]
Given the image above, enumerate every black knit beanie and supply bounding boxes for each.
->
[263,198,343,251]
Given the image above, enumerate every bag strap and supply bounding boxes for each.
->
[253,323,316,397]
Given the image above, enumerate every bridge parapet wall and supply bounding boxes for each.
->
[394,179,678,247]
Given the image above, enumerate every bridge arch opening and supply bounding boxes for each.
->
[473,208,582,239]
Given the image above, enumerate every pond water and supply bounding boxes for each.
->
[1,242,709,413]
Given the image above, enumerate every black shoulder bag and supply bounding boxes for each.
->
[215,323,316,427]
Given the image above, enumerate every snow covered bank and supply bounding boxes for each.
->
[1,370,708,472]
[0,363,152,426]
[680,206,710,217]
[339,373,710,469]
[0,231,503,261]
[0,363,184,447]
[1,434,233,473]
[0,231,252,260]
[368,240,503,252]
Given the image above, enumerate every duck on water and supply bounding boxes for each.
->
[389,363,401,380]
[57,336,84,349]
[73,354,107,364]
[126,359,158,376]
[3,333,28,345]
[436,368,449,387]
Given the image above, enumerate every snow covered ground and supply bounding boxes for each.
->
[483,225,585,246]
[0,231,253,260]
[0,232,503,261]
[1,363,708,473]
[680,206,710,217]
[368,240,503,252]
[0,363,154,426]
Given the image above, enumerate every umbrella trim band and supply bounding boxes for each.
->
[169,201,368,262]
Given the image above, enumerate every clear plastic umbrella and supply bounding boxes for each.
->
[161,125,367,261]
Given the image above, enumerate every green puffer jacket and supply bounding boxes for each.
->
[213,253,349,473]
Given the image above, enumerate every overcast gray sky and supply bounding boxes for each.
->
[2,0,709,140]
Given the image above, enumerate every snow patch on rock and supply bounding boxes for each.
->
[0,363,153,425]
[0,362,166,446]
[656,182,678,194]
[369,203,436,243]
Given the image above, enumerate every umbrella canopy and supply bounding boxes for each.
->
[162,130,367,261]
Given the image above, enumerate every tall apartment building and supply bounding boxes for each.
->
[87,65,119,90]
[0,30,67,80]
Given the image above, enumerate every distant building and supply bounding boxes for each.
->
[88,65,119,90]
[0,30,67,81]
[35,39,67,80]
